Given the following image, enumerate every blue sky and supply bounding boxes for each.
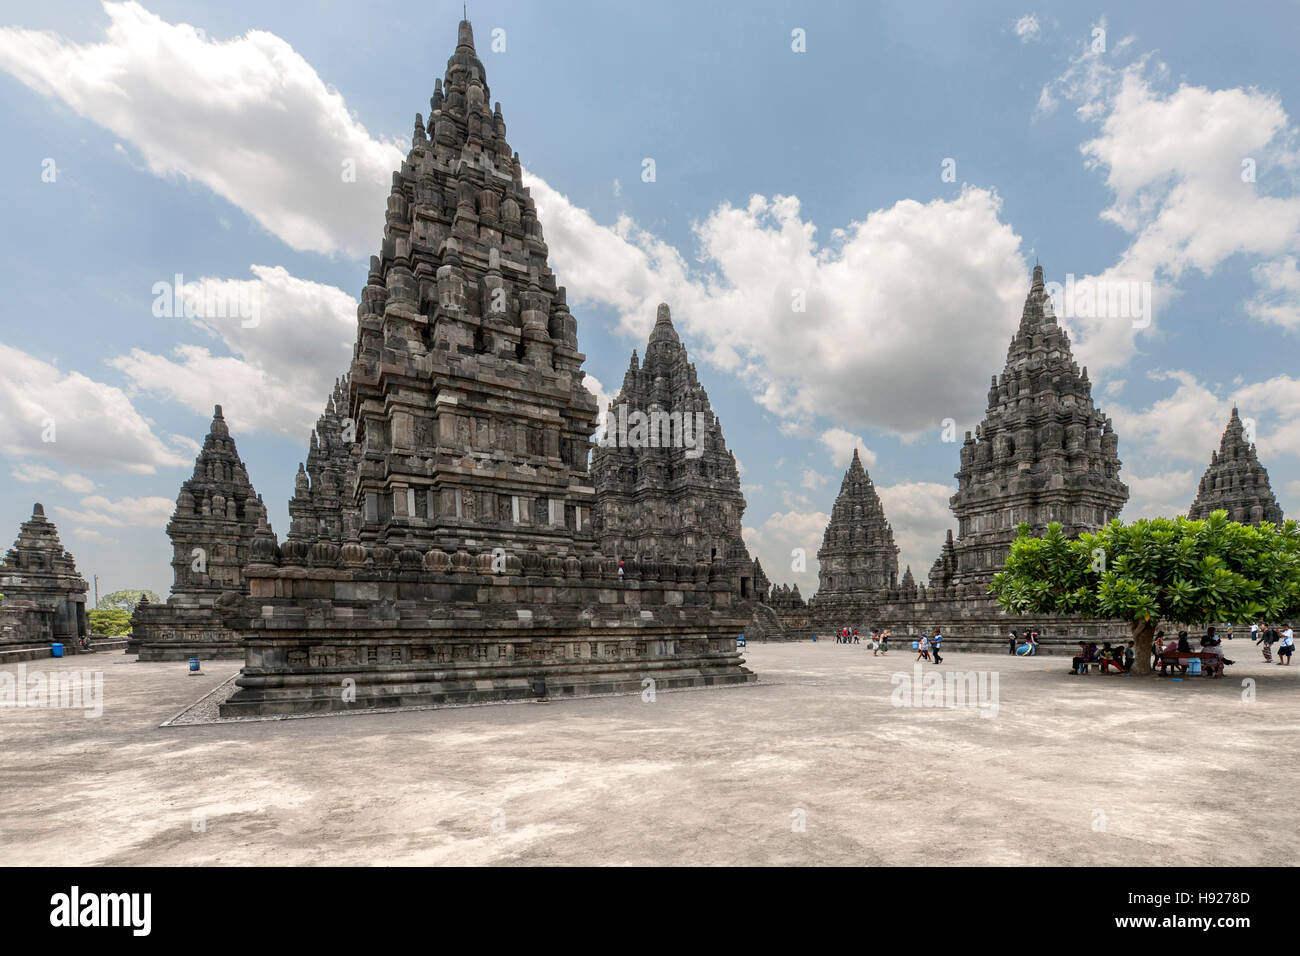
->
[2,0,1299,599]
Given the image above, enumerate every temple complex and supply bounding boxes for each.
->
[782,267,1134,651]
[1188,407,1284,525]
[129,406,269,660]
[0,503,88,647]
[216,20,754,714]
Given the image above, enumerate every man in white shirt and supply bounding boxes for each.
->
[1278,625,1295,665]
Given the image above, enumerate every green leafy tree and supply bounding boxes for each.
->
[97,589,161,613]
[989,512,1300,675]
[88,608,133,636]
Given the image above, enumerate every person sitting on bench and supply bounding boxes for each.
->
[1070,642,1094,674]
[1099,642,1125,672]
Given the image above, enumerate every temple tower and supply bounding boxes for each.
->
[347,18,598,554]
[949,266,1129,590]
[0,503,88,642]
[163,405,266,599]
[130,405,268,659]
[815,448,900,600]
[1188,407,1284,524]
[590,303,756,599]
[288,375,359,545]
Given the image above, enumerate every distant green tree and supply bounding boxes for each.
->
[97,589,161,613]
[88,608,133,636]
[989,512,1300,675]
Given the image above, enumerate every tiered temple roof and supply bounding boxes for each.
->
[163,405,266,600]
[0,502,88,641]
[288,375,358,544]
[815,448,899,599]
[1188,407,1284,525]
[346,18,598,553]
[590,303,758,598]
[948,266,1129,590]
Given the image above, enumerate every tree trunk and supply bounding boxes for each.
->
[1131,619,1157,675]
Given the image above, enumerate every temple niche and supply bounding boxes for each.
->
[947,265,1129,591]
[0,503,88,646]
[129,405,269,660]
[1188,407,1284,525]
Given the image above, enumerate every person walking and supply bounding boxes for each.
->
[1262,623,1277,663]
[917,630,931,662]
[878,628,890,656]
[1278,624,1294,665]
[931,628,944,665]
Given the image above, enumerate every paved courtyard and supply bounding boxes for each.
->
[2,641,1296,866]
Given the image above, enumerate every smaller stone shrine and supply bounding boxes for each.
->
[130,405,270,660]
[0,503,88,646]
[1188,407,1284,525]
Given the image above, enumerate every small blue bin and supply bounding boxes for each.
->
[51,643,64,658]
[188,657,201,672]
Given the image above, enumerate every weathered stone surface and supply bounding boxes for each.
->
[288,376,358,545]
[0,503,88,645]
[1188,407,1283,525]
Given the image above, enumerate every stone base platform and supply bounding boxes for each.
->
[220,651,754,717]
[135,642,246,662]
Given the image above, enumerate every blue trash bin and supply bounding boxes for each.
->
[51,643,64,658]
[188,657,201,673]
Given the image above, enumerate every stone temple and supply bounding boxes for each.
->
[943,265,1129,591]
[0,503,88,648]
[213,19,754,715]
[590,302,783,638]
[812,448,899,623]
[130,405,269,660]
[1188,407,1284,525]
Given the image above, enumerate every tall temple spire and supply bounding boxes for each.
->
[815,450,899,601]
[592,301,755,596]
[344,17,598,551]
[1188,407,1283,525]
[947,265,1128,590]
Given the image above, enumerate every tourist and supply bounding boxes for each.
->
[1124,641,1136,672]
[1261,623,1277,663]
[1278,624,1294,665]
[853,627,861,644]
[870,628,881,655]
[1025,631,1038,655]
[917,630,931,662]
[1008,629,1018,655]
[1099,642,1123,673]
[1200,626,1218,649]
[1070,641,1093,674]
[931,628,944,665]
[878,628,890,656]
[1152,631,1167,669]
